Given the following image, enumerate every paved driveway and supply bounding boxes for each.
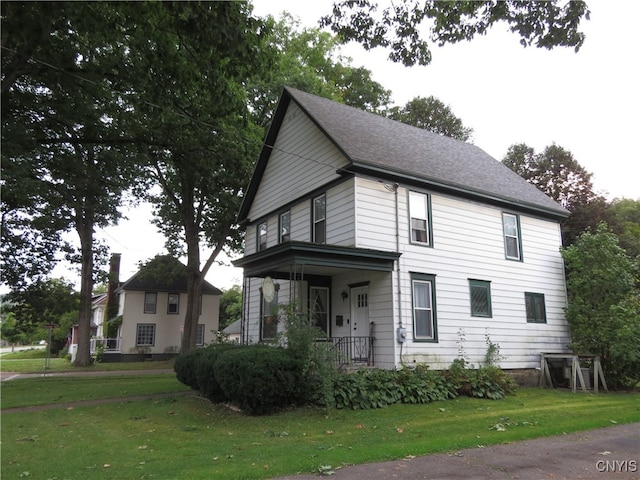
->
[275,423,639,480]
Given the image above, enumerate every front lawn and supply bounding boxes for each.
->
[2,376,638,480]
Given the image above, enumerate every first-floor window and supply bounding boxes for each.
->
[411,273,437,341]
[196,324,205,346]
[525,292,546,323]
[261,290,278,341]
[144,292,157,314]
[310,286,329,335]
[469,279,492,317]
[136,324,155,346]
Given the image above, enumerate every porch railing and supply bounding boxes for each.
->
[90,337,120,353]
[316,336,374,370]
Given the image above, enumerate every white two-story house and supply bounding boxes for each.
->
[233,87,572,374]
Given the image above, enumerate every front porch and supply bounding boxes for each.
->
[233,241,399,370]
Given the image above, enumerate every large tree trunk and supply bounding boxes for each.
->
[74,211,95,366]
[180,221,203,353]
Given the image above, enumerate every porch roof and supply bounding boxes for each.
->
[232,242,401,279]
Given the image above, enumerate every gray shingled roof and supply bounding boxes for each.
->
[286,87,568,219]
[118,255,221,294]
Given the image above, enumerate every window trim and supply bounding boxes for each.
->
[469,279,492,318]
[279,210,291,243]
[502,212,523,261]
[260,289,279,341]
[257,221,267,251]
[525,292,547,323]
[196,324,205,346]
[309,286,330,336]
[144,292,157,314]
[167,292,180,315]
[136,323,156,347]
[312,194,326,244]
[408,190,433,247]
[410,273,438,342]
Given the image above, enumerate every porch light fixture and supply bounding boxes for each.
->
[340,290,348,301]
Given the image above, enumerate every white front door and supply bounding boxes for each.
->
[350,285,370,361]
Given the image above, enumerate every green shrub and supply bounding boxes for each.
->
[195,344,242,403]
[214,345,303,415]
[445,360,517,400]
[174,347,206,390]
[333,367,457,410]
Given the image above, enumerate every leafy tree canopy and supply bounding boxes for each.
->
[219,285,243,331]
[248,13,392,128]
[387,95,474,141]
[502,142,608,246]
[321,0,590,66]
[561,224,640,388]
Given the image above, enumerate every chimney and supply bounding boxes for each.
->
[106,253,121,320]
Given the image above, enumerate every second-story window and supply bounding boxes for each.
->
[503,213,522,261]
[257,222,267,251]
[409,191,432,246]
[167,293,179,314]
[313,194,326,244]
[144,292,157,314]
[279,211,291,243]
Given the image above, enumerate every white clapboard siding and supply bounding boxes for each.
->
[248,103,349,222]
[326,179,356,246]
[354,178,570,369]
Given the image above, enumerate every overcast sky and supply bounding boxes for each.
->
[55,0,640,291]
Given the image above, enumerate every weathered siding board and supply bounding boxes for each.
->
[248,103,348,221]
[349,180,569,369]
[326,180,356,246]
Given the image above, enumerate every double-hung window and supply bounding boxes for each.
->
[144,292,157,314]
[313,194,326,244]
[502,213,522,260]
[279,211,291,243]
[469,279,492,317]
[525,292,546,323]
[411,273,437,341]
[136,324,155,346]
[409,191,432,246]
[257,222,267,251]
[167,293,179,314]
[196,324,205,346]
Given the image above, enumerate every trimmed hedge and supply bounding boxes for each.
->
[214,345,303,415]
[175,345,517,415]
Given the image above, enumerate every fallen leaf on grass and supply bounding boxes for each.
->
[397,428,404,433]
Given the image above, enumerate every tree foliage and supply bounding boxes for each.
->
[1,279,80,353]
[1,2,140,365]
[248,13,392,128]
[561,224,640,388]
[321,0,590,66]
[219,285,243,331]
[387,95,474,141]
[502,143,606,246]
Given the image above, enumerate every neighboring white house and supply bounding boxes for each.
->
[72,254,221,362]
[232,87,572,375]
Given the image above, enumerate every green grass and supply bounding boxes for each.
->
[2,377,639,480]
[0,374,190,408]
[1,349,175,374]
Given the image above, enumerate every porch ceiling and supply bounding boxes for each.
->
[232,241,400,279]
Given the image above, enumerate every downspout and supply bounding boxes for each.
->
[394,183,402,329]
[394,183,405,366]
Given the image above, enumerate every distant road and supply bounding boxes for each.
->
[0,345,46,355]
